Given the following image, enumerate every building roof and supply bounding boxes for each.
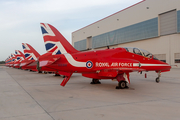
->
[72,0,145,33]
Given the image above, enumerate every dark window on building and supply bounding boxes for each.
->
[175,59,180,63]
[154,54,166,63]
[175,53,180,63]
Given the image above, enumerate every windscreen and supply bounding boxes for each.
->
[124,47,158,59]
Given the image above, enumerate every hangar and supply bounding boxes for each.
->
[72,0,180,68]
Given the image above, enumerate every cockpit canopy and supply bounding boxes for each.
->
[124,47,158,59]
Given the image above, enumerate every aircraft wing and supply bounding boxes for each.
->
[27,61,38,66]
[82,60,145,82]
[20,60,33,67]
[94,67,145,78]
[39,57,60,67]
[95,67,145,72]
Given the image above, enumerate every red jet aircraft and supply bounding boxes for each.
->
[5,56,12,67]
[7,53,16,67]
[38,23,171,89]
[20,43,40,71]
[13,50,25,69]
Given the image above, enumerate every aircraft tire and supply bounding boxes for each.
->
[91,79,101,84]
[156,77,160,83]
[55,74,61,76]
[118,81,127,89]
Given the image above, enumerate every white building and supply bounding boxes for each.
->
[72,0,180,67]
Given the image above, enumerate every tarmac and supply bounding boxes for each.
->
[0,66,180,120]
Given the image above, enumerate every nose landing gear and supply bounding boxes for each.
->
[155,71,161,83]
[156,77,160,83]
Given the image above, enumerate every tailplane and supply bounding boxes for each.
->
[40,23,79,55]
[22,43,40,60]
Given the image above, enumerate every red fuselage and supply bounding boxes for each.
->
[39,47,171,79]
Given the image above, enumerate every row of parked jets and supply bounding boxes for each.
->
[5,23,171,89]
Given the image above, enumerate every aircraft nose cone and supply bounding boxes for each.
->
[162,62,171,72]
[167,64,171,69]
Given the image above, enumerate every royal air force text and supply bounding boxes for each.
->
[95,62,133,67]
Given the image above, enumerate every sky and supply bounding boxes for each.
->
[0,0,142,61]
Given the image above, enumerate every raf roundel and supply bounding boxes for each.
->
[86,61,93,69]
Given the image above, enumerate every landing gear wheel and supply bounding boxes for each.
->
[55,74,60,76]
[156,77,160,83]
[116,81,128,89]
[119,81,126,89]
[91,79,101,84]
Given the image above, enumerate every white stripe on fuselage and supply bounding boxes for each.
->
[63,56,169,68]
[64,53,86,67]
[133,63,140,67]
[133,63,169,67]
[141,64,169,66]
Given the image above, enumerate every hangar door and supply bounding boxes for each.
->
[159,10,177,36]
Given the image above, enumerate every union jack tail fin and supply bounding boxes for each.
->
[22,43,40,60]
[11,53,15,63]
[40,23,79,55]
[15,50,25,62]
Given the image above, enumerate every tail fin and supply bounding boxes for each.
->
[6,56,11,64]
[15,50,25,62]
[10,53,15,63]
[6,55,12,64]
[22,43,40,60]
[40,23,79,55]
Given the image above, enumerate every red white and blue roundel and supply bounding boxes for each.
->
[86,61,93,69]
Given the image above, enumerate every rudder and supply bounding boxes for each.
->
[40,23,79,55]
[22,43,40,60]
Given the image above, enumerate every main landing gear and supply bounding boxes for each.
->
[91,79,101,84]
[115,73,130,89]
[54,74,61,76]
[90,73,130,89]
[116,81,129,89]
[155,71,161,83]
